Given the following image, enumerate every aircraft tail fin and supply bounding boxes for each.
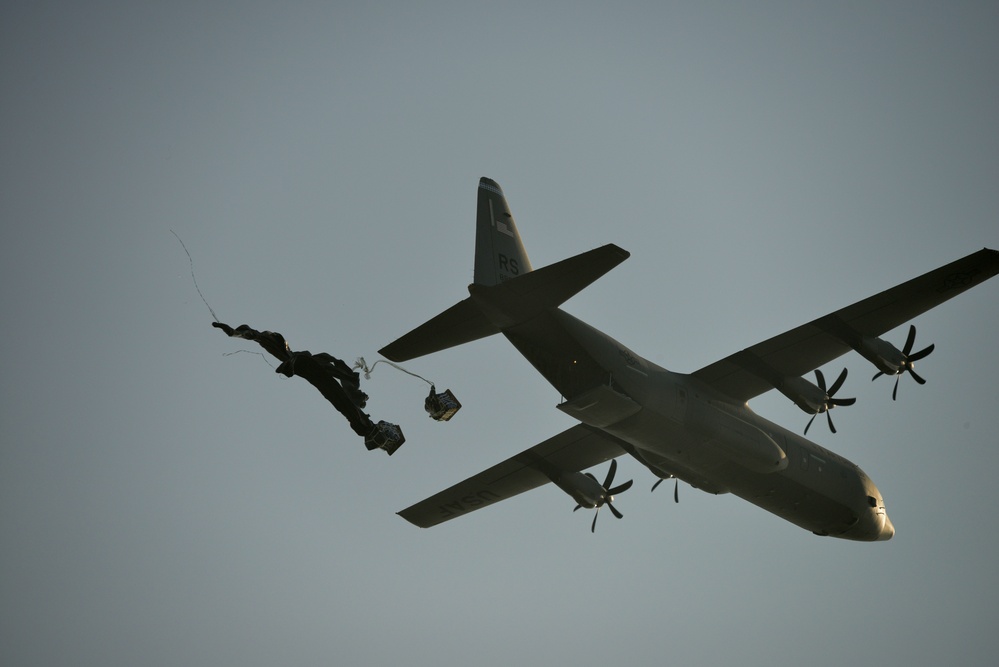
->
[474,177,532,286]
[378,179,629,363]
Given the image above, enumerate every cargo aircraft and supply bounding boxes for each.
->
[380,178,999,539]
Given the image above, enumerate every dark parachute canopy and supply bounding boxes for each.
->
[213,322,405,455]
[174,231,459,455]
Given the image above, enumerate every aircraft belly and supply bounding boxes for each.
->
[502,314,612,400]
[598,407,879,537]
[725,473,858,537]
[597,409,732,494]
[497,305,884,539]
[683,399,788,474]
[699,446,879,538]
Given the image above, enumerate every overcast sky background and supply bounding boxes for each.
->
[2,2,998,666]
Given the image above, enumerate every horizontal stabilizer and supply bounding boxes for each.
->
[378,298,498,362]
[398,425,626,528]
[379,244,630,362]
[468,244,629,325]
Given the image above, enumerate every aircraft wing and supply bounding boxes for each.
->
[398,424,627,528]
[692,248,999,403]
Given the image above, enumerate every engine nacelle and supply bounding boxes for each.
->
[778,375,828,414]
[549,470,606,509]
[856,336,904,376]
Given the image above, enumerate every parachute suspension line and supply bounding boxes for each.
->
[173,232,272,372]
[222,349,275,368]
[172,230,220,323]
[356,357,461,422]
[354,357,434,387]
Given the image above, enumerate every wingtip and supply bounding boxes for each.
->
[596,243,631,262]
[376,346,402,363]
[397,510,431,528]
[608,243,631,260]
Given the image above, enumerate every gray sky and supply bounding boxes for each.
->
[2,2,998,665]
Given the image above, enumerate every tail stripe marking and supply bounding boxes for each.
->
[479,180,503,195]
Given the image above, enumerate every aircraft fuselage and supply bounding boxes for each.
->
[383,179,997,537]
[505,308,894,541]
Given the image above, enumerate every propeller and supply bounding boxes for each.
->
[651,476,679,503]
[573,459,633,532]
[872,325,935,400]
[803,368,857,435]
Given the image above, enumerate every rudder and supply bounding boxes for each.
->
[474,177,532,285]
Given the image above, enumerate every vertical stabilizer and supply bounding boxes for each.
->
[474,178,532,285]
[378,178,630,363]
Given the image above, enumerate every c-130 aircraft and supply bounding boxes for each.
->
[380,178,999,539]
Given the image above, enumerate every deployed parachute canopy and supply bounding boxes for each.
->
[212,321,405,455]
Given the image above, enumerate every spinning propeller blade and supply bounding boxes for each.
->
[804,368,855,435]
[651,476,680,503]
[582,460,633,533]
[872,325,935,400]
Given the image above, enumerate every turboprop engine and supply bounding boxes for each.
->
[777,368,856,434]
[549,460,633,532]
[856,324,935,400]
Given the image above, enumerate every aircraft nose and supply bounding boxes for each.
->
[876,514,895,541]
